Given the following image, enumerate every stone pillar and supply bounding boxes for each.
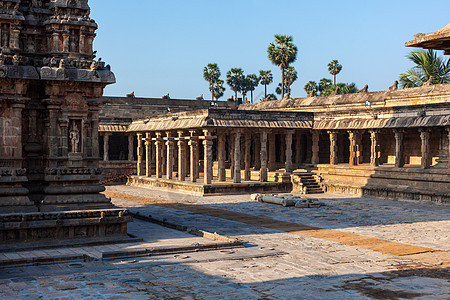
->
[52,32,60,52]
[128,135,134,161]
[296,132,302,168]
[447,128,450,170]
[328,131,338,165]
[137,133,144,176]
[177,131,187,181]
[103,133,110,162]
[63,32,69,52]
[394,130,405,168]
[244,133,251,181]
[230,134,234,179]
[268,133,276,171]
[165,132,175,179]
[370,130,380,167]
[145,133,152,177]
[311,131,320,164]
[254,135,261,170]
[420,129,431,169]
[203,130,215,185]
[348,131,357,166]
[155,132,163,178]
[234,130,242,183]
[356,132,363,165]
[188,131,199,182]
[285,130,294,172]
[217,133,226,181]
[260,131,268,182]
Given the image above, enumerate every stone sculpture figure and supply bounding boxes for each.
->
[69,122,80,153]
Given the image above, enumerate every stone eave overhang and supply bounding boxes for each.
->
[405,24,450,54]
[127,109,313,132]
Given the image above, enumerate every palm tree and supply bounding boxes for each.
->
[341,82,358,94]
[203,63,222,100]
[399,49,450,88]
[318,78,332,94]
[268,35,298,98]
[226,68,245,104]
[212,79,225,100]
[283,66,297,98]
[245,74,260,103]
[259,70,273,98]
[304,81,318,95]
[328,60,342,85]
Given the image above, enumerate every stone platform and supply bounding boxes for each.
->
[127,175,292,195]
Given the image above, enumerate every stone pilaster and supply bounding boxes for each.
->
[420,129,431,169]
[370,130,380,167]
[137,133,144,176]
[154,132,163,178]
[394,129,405,168]
[348,131,357,166]
[188,131,199,182]
[202,130,215,185]
[217,133,226,181]
[234,130,242,183]
[88,101,101,160]
[328,130,338,165]
[43,99,63,168]
[103,132,110,162]
[260,131,268,182]
[11,99,25,164]
[268,133,276,171]
[177,131,187,181]
[244,133,251,181]
[145,133,152,177]
[285,131,294,172]
[128,135,134,161]
[311,130,320,164]
[165,132,175,179]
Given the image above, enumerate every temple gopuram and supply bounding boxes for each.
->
[126,25,450,203]
[0,0,131,245]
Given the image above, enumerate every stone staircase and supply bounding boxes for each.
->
[291,172,324,194]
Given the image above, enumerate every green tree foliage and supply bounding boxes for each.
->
[259,70,273,98]
[245,74,260,103]
[328,60,342,85]
[283,66,298,98]
[341,82,359,94]
[268,35,298,98]
[275,83,290,96]
[203,63,224,100]
[318,78,332,94]
[262,93,277,101]
[399,49,450,88]
[320,82,358,96]
[304,81,318,94]
[226,68,245,103]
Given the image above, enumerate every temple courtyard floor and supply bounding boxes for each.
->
[0,185,449,299]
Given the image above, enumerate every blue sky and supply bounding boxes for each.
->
[90,0,450,101]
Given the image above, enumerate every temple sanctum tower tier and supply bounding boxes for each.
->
[0,0,131,245]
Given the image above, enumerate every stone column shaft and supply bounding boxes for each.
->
[137,133,144,176]
[128,135,134,161]
[234,131,241,183]
[348,131,358,166]
[296,132,302,167]
[217,134,226,181]
[394,130,405,168]
[254,135,261,170]
[203,130,215,185]
[145,133,152,177]
[420,129,431,169]
[285,131,294,172]
[177,132,187,181]
[311,131,320,164]
[268,133,276,171]
[260,131,268,182]
[370,130,380,167]
[188,133,199,182]
[103,133,110,161]
[329,131,338,165]
[155,133,163,178]
[244,133,251,181]
[166,133,175,179]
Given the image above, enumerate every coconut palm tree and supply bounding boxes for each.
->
[341,82,359,94]
[399,49,450,88]
[283,66,297,98]
[318,78,332,94]
[328,60,342,85]
[212,79,225,100]
[226,68,245,104]
[259,70,273,98]
[203,63,222,100]
[268,35,298,98]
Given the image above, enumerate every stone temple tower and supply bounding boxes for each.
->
[0,0,131,244]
